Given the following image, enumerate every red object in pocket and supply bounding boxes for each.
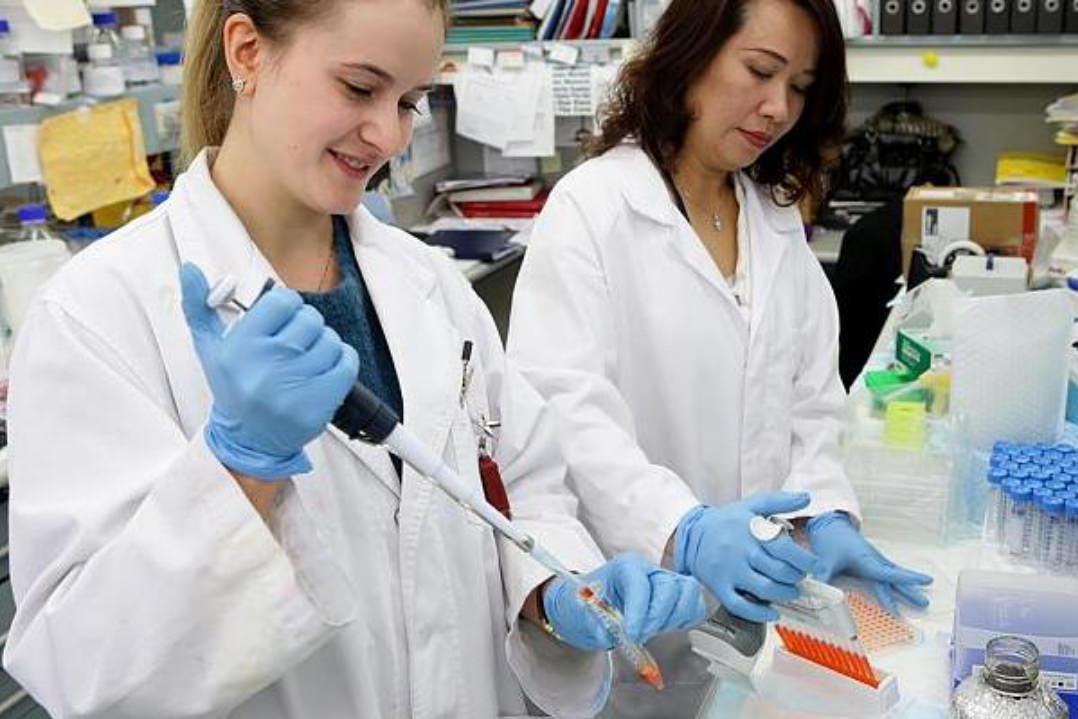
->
[479,454,512,519]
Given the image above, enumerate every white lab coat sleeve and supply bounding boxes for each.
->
[465,285,613,719]
[507,187,700,564]
[780,249,862,522]
[2,297,357,719]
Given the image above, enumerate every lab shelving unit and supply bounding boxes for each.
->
[438,35,1078,84]
[0,83,179,192]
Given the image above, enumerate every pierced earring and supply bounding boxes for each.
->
[231,77,247,93]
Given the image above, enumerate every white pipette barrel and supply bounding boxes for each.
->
[381,423,535,552]
[331,381,535,553]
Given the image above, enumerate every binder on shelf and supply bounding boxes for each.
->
[985,0,1010,32]
[598,0,622,36]
[1010,0,1036,33]
[960,0,986,30]
[1065,0,1078,31]
[1037,0,1063,31]
[881,0,906,33]
[906,0,932,32]
[932,0,959,32]
[427,229,519,262]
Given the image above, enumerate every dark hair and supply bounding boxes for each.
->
[588,0,848,206]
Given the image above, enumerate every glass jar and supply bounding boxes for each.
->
[951,636,1067,719]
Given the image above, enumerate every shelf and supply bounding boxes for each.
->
[0,84,179,192]
[438,36,1078,84]
[846,38,1078,83]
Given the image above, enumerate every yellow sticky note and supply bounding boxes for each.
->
[884,400,927,450]
[38,99,155,221]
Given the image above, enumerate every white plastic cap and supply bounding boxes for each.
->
[121,25,146,40]
[87,43,113,61]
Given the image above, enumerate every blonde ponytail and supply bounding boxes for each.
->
[180,0,233,165]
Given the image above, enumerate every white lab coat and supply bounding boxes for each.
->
[3,150,612,719]
[506,145,860,717]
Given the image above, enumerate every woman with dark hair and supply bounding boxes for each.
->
[508,0,932,712]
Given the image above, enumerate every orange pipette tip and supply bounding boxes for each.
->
[638,662,665,690]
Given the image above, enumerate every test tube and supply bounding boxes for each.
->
[1031,487,1054,562]
[1043,450,1064,464]
[984,469,1008,544]
[1046,480,1068,494]
[1013,454,1033,466]
[1039,496,1067,573]
[1066,499,1078,575]
[1004,484,1034,558]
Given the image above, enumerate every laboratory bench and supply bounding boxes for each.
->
[693,535,1021,718]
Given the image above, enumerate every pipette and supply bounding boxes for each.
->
[206,275,665,690]
[332,381,666,690]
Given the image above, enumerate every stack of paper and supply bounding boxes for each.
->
[453,65,555,157]
[434,176,549,219]
[448,0,538,43]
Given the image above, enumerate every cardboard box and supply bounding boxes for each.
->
[901,186,1039,276]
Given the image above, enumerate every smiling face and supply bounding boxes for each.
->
[236,0,443,215]
[680,0,819,174]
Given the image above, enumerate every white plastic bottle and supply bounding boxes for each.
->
[120,24,159,85]
[84,11,126,98]
[156,50,182,87]
[0,19,29,107]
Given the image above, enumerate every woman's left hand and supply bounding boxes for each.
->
[807,512,933,615]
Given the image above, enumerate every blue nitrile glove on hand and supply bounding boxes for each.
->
[674,492,818,623]
[808,511,933,615]
[542,553,707,651]
[180,263,360,480]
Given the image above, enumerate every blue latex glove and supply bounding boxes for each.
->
[674,492,818,623]
[180,263,360,480]
[807,511,933,615]
[542,553,707,651]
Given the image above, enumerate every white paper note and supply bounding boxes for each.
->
[2,124,42,184]
[454,72,512,150]
[505,67,555,158]
[552,64,594,117]
[467,46,496,69]
[410,112,451,177]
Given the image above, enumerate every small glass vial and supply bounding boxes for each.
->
[84,12,125,98]
[119,25,159,85]
[951,636,1067,719]
[1038,496,1066,572]
[1066,498,1078,574]
[984,468,1008,544]
[156,50,182,87]
[1031,488,1054,563]
[1004,484,1033,558]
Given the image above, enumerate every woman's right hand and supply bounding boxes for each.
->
[542,553,706,650]
[179,263,359,480]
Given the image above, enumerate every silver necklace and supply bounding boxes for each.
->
[675,178,727,232]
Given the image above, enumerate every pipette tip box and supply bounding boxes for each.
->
[770,645,900,718]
